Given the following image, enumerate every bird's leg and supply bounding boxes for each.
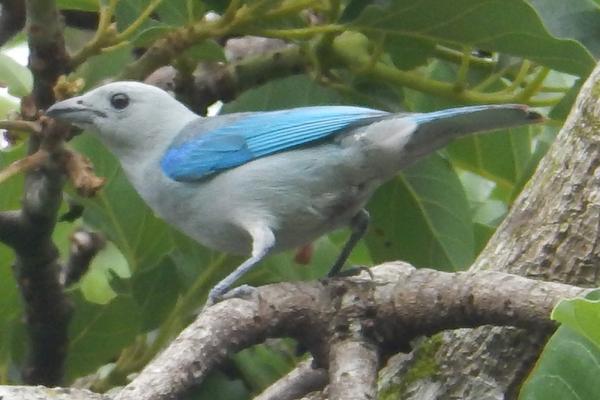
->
[327,209,370,277]
[206,225,275,306]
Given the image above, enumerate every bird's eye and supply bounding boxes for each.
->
[110,93,130,110]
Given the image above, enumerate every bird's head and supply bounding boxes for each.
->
[46,81,197,155]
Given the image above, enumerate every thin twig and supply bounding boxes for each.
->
[0,119,42,135]
[254,358,327,400]
[0,149,47,185]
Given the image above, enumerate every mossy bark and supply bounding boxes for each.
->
[379,62,600,399]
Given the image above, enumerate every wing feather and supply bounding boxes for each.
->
[161,106,389,181]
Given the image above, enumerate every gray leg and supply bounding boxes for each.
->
[207,225,275,306]
[327,209,370,277]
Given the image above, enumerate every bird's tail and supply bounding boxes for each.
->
[403,104,544,160]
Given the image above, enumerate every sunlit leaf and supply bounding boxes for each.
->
[0,53,32,97]
[351,0,595,77]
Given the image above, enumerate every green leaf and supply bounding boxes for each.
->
[221,74,345,112]
[385,36,436,70]
[551,291,600,349]
[70,134,174,271]
[0,95,17,118]
[0,53,32,97]
[352,0,595,77]
[233,341,297,392]
[79,241,130,305]
[188,371,248,400]
[56,0,99,11]
[550,79,582,121]
[133,26,175,47]
[529,0,600,58]
[74,44,134,89]
[0,145,26,210]
[519,326,600,400]
[66,293,141,381]
[365,154,474,271]
[182,40,226,62]
[115,0,158,32]
[447,125,538,194]
[132,257,181,331]
[0,246,18,322]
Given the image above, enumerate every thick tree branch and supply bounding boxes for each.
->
[0,386,109,400]
[144,43,307,115]
[0,0,25,46]
[187,44,305,113]
[112,263,587,400]
[253,359,327,400]
[0,0,74,386]
[389,61,600,399]
[0,209,22,246]
[328,337,378,400]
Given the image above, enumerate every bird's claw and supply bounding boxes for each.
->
[203,284,259,311]
[331,265,373,279]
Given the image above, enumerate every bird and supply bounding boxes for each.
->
[46,81,542,305]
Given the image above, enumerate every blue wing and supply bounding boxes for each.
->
[160,106,390,181]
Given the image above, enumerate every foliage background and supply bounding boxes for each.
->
[0,0,599,398]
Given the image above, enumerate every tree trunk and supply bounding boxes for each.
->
[380,63,600,399]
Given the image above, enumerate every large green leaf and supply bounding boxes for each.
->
[519,326,600,400]
[0,53,32,98]
[0,95,17,118]
[365,154,474,271]
[73,43,134,89]
[70,134,173,271]
[132,257,181,331]
[448,125,538,194]
[551,291,600,349]
[234,341,297,393]
[519,291,600,399]
[0,145,25,210]
[66,293,141,381]
[221,74,345,112]
[529,0,600,58]
[351,0,595,77]
[56,0,98,11]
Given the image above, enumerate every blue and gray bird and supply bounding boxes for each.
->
[47,81,542,304]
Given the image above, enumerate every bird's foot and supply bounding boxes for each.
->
[204,284,259,310]
[330,265,373,279]
[221,284,258,301]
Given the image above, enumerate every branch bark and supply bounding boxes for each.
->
[0,263,589,400]
[112,263,587,400]
[0,0,25,46]
[0,386,109,400]
[0,0,74,386]
[383,61,600,399]
[253,359,327,400]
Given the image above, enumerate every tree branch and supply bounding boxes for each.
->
[328,337,378,400]
[112,263,588,400]
[0,0,25,46]
[0,386,109,400]
[387,60,600,399]
[253,359,327,400]
[144,42,307,115]
[0,0,75,386]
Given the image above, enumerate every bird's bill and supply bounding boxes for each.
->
[46,96,106,126]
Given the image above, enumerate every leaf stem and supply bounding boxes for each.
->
[116,0,164,41]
